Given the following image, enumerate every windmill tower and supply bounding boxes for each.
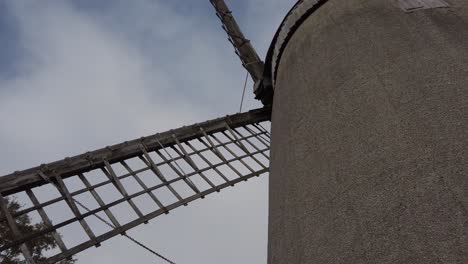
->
[266,0,468,263]
[1,0,468,263]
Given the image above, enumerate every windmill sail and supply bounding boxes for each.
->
[0,1,275,263]
[0,107,271,263]
[210,0,273,104]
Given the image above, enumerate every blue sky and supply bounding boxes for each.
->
[0,1,21,78]
[0,1,295,263]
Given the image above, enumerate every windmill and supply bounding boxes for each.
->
[3,0,468,263]
[0,1,273,263]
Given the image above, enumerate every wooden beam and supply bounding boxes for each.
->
[0,107,270,196]
[209,0,264,83]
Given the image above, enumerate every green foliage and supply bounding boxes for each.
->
[0,197,76,263]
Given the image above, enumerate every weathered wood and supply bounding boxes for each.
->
[243,125,270,149]
[224,125,268,166]
[139,146,184,203]
[198,127,243,179]
[0,107,270,196]
[154,148,201,194]
[0,108,271,263]
[209,0,264,83]
[0,147,269,253]
[184,141,231,184]
[26,190,68,253]
[211,133,256,174]
[46,167,269,264]
[0,194,37,264]
[44,172,99,246]
[78,173,122,229]
[103,161,145,219]
[11,135,266,219]
[253,123,271,138]
[120,161,167,213]
[172,135,216,188]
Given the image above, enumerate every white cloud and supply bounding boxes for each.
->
[0,1,201,168]
[0,0,294,263]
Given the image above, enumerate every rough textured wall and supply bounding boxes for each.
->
[269,0,468,263]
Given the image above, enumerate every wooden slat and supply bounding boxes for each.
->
[154,149,201,194]
[229,126,269,162]
[0,194,36,264]
[224,124,268,168]
[41,171,99,246]
[0,147,270,254]
[253,123,271,138]
[10,134,266,220]
[223,124,250,154]
[198,127,243,179]
[0,108,271,196]
[243,125,270,149]
[120,161,168,213]
[172,134,216,188]
[139,145,185,204]
[103,161,145,220]
[26,190,68,253]
[184,141,231,184]
[46,168,269,263]
[210,133,256,175]
[0,117,271,263]
[77,173,122,230]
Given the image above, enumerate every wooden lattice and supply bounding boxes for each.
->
[0,107,271,263]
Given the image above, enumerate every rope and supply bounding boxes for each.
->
[38,169,176,264]
[73,200,176,264]
[239,71,249,113]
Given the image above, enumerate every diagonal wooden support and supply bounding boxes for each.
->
[38,171,100,248]
[243,125,270,150]
[77,173,123,231]
[210,133,257,176]
[172,134,217,189]
[0,107,270,196]
[26,190,68,253]
[0,193,37,264]
[103,161,146,222]
[0,109,271,263]
[184,140,231,186]
[209,0,264,83]
[224,124,268,167]
[199,127,243,180]
[120,161,169,214]
[139,144,186,205]
[153,147,202,195]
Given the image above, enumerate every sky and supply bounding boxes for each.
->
[0,0,295,263]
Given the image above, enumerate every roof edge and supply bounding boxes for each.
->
[264,0,330,87]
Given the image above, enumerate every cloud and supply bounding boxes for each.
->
[0,0,294,263]
[0,1,205,170]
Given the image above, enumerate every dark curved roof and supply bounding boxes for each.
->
[264,0,329,86]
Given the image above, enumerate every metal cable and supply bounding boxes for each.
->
[239,71,249,113]
[72,200,176,264]
[37,170,176,264]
